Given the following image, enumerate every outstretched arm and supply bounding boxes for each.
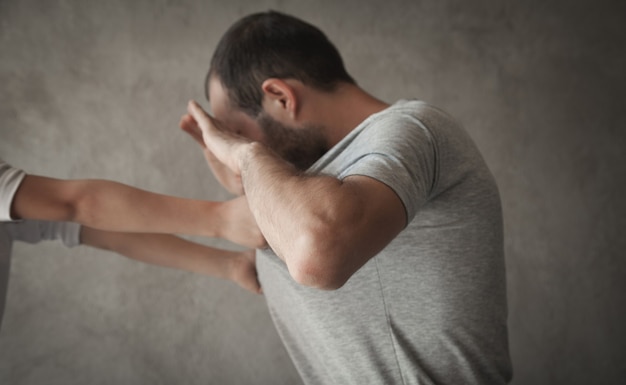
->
[181,101,406,290]
[11,174,265,249]
[80,227,261,294]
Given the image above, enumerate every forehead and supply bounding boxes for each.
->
[207,75,261,136]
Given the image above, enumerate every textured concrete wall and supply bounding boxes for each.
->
[1,0,624,384]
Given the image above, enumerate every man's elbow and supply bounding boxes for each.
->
[282,203,367,290]
[290,265,349,290]
[287,233,352,290]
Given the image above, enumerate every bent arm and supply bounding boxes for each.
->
[182,100,406,290]
[11,175,265,248]
[80,227,261,293]
[241,143,407,290]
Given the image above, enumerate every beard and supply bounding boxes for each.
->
[256,112,329,171]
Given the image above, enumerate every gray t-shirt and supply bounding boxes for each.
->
[256,100,512,384]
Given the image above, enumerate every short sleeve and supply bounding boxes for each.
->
[5,220,81,247]
[338,114,438,222]
[0,159,82,247]
[0,159,26,221]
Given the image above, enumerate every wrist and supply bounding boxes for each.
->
[237,141,263,178]
[202,200,226,239]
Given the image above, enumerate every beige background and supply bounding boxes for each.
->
[1,0,625,384]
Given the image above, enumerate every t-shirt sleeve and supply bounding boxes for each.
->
[337,114,437,222]
[5,220,82,247]
[0,159,26,221]
[1,159,81,246]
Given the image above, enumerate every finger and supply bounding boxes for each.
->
[179,113,195,127]
[179,114,195,132]
[187,101,217,146]
[179,127,204,147]
[187,100,211,129]
[179,115,206,146]
[183,128,206,147]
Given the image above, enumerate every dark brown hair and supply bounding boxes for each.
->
[208,10,355,117]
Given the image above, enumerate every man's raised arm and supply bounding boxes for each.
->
[181,100,406,290]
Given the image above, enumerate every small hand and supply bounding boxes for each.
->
[229,249,262,294]
[218,195,267,249]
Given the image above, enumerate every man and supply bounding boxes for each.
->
[180,10,512,384]
[1,158,264,330]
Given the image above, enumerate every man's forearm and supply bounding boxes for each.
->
[239,141,406,290]
[240,143,365,288]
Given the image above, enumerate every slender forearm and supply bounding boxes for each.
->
[13,175,220,235]
[81,227,230,278]
[12,175,257,243]
[81,227,261,293]
[74,180,223,236]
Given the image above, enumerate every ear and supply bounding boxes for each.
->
[261,78,298,120]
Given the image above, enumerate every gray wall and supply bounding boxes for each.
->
[1,0,624,384]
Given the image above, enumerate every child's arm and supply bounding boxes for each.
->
[11,174,265,249]
[80,226,261,294]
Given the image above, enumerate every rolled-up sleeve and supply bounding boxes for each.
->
[5,220,81,247]
[1,159,81,246]
[0,159,26,221]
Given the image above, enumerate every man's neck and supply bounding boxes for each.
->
[303,83,390,148]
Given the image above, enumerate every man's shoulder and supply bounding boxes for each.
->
[356,99,444,141]
[378,100,457,125]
